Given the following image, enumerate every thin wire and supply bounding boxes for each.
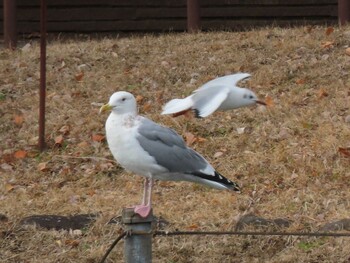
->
[99,231,127,263]
[99,229,350,262]
[154,230,350,237]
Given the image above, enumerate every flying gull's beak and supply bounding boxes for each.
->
[255,100,267,106]
[99,103,113,114]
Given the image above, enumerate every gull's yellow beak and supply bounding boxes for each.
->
[99,103,113,114]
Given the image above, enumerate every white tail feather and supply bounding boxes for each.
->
[161,96,194,115]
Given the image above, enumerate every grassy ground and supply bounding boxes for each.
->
[1,25,350,262]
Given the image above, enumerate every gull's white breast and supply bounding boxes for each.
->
[105,114,166,177]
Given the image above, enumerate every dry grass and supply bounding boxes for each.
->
[1,25,350,262]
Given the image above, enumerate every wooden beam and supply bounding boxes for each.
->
[3,0,17,49]
[338,0,350,25]
[187,0,200,32]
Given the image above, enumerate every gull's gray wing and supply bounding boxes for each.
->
[196,73,251,92]
[192,86,229,117]
[136,118,208,173]
[136,117,240,192]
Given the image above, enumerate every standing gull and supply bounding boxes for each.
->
[162,73,266,118]
[100,91,240,217]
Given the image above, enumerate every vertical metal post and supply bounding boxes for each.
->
[39,0,47,151]
[339,0,350,25]
[4,0,17,49]
[122,208,153,263]
[187,0,200,33]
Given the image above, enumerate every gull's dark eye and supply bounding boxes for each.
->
[249,95,254,99]
[122,98,126,101]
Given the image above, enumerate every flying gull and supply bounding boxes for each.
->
[162,73,266,118]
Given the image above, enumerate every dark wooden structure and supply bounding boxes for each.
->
[338,0,350,25]
[3,0,16,48]
[1,0,339,35]
[187,0,201,32]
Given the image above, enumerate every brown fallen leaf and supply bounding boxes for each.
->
[338,147,350,158]
[158,181,173,188]
[296,79,306,85]
[187,224,199,230]
[92,134,105,142]
[2,153,15,164]
[65,239,80,248]
[123,68,132,75]
[54,135,64,146]
[317,88,329,99]
[265,95,274,107]
[37,162,49,172]
[14,150,27,159]
[47,92,57,99]
[59,125,70,135]
[345,47,350,56]
[161,60,170,67]
[5,183,15,192]
[1,163,13,171]
[213,152,224,158]
[59,167,71,177]
[135,95,144,103]
[75,72,84,82]
[77,141,89,148]
[156,90,164,104]
[142,102,152,113]
[321,41,334,49]
[184,132,196,146]
[87,189,96,196]
[58,60,66,71]
[99,162,114,171]
[14,115,24,126]
[197,137,207,143]
[18,62,28,68]
[325,26,334,36]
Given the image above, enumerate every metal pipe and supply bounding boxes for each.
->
[122,208,153,263]
[338,0,350,25]
[187,0,200,33]
[39,0,47,151]
[4,0,17,49]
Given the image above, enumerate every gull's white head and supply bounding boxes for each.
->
[203,73,266,109]
[234,88,266,108]
[100,91,137,115]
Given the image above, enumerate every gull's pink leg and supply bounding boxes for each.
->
[141,178,149,205]
[134,178,153,217]
[127,178,149,209]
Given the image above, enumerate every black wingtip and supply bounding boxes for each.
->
[214,171,241,192]
[193,109,202,118]
[230,182,241,192]
[191,171,241,192]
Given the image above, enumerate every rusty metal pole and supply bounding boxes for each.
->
[187,0,200,33]
[122,208,153,263]
[39,0,47,151]
[338,0,350,25]
[4,0,17,49]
